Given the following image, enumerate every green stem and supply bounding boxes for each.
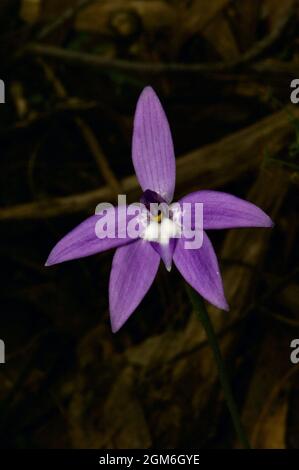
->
[186,285,251,449]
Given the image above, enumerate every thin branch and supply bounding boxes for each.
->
[26,43,225,73]
[75,118,122,195]
[38,59,122,195]
[24,2,293,75]
[1,98,98,135]
[0,105,297,220]
[36,0,97,41]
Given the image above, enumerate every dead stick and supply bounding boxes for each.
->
[25,45,297,76]
[36,0,96,40]
[25,1,293,75]
[0,105,297,220]
[38,59,122,195]
[75,119,122,196]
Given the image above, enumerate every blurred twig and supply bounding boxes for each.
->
[23,0,293,71]
[0,98,98,137]
[36,0,97,41]
[0,104,297,220]
[38,59,122,195]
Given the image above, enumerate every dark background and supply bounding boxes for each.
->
[0,0,298,449]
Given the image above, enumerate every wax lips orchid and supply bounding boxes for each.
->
[46,87,273,332]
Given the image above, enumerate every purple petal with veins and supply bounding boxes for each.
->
[173,232,228,311]
[180,190,273,230]
[132,87,176,203]
[45,206,134,266]
[109,240,160,332]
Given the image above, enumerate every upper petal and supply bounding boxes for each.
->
[109,239,160,332]
[173,232,228,310]
[45,206,134,266]
[180,190,273,230]
[132,86,176,203]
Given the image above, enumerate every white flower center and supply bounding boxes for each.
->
[142,217,181,245]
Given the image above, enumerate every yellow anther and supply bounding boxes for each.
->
[152,212,162,223]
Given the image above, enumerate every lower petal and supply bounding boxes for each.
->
[173,232,228,310]
[109,240,160,332]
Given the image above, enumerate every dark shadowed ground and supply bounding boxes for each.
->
[0,0,299,449]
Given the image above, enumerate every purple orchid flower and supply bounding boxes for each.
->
[46,87,273,332]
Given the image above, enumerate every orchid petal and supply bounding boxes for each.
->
[132,86,176,203]
[180,191,273,230]
[45,206,134,266]
[173,232,228,310]
[109,240,160,332]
